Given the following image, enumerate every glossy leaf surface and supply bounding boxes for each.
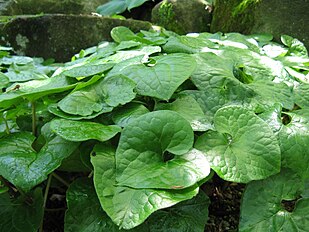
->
[65,178,120,232]
[144,191,210,232]
[0,188,43,232]
[195,106,281,183]
[279,109,309,179]
[50,119,121,142]
[0,75,77,108]
[63,62,114,78]
[239,169,309,231]
[112,103,149,127]
[58,75,136,116]
[121,54,196,100]
[0,132,78,191]
[91,143,199,229]
[156,95,211,131]
[115,110,209,189]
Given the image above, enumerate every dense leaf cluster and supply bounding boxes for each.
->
[0,27,308,231]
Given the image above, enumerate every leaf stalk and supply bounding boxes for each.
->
[31,101,37,136]
[52,172,70,187]
[39,174,53,232]
[2,112,10,134]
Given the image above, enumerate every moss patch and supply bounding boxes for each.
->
[1,15,152,61]
[211,0,260,34]
[232,0,260,16]
[159,1,174,22]
[152,0,211,35]
[152,0,185,34]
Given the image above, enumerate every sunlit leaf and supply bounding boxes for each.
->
[121,54,196,100]
[239,169,309,231]
[50,119,121,142]
[0,132,78,191]
[58,75,136,116]
[195,106,281,183]
[91,143,199,229]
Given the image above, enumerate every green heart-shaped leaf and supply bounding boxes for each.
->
[126,0,149,10]
[0,132,78,191]
[190,53,235,90]
[257,104,283,135]
[0,75,77,109]
[58,75,136,116]
[0,72,9,89]
[111,103,149,127]
[0,188,43,232]
[62,62,114,78]
[181,78,254,124]
[248,80,294,110]
[48,104,105,120]
[190,52,293,111]
[156,95,212,131]
[111,26,153,44]
[116,110,210,189]
[50,119,121,142]
[239,169,309,231]
[294,83,309,109]
[195,105,281,183]
[5,69,48,82]
[121,54,196,100]
[163,36,217,54]
[118,148,210,189]
[143,191,210,232]
[64,178,121,232]
[279,109,309,179]
[91,143,199,230]
[218,48,288,83]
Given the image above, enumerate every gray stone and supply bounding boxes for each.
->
[211,0,309,48]
[0,14,152,61]
[151,0,212,34]
[0,0,109,15]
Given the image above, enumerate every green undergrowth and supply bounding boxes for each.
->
[0,27,309,231]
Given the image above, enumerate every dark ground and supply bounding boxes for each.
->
[203,175,246,232]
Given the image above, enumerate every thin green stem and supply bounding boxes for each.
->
[31,101,37,136]
[2,112,10,134]
[88,170,94,178]
[52,173,70,187]
[39,174,53,232]
[4,118,10,134]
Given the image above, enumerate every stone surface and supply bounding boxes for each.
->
[151,0,212,34]
[0,0,109,15]
[0,14,152,61]
[211,0,309,48]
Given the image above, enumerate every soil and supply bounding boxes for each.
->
[203,175,246,232]
[42,183,66,232]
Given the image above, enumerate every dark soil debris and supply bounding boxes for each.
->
[43,187,66,232]
[281,198,299,212]
[203,175,246,232]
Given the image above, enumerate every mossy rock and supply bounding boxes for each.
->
[0,0,109,15]
[0,14,152,61]
[211,0,309,48]
[151,0,212,34]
